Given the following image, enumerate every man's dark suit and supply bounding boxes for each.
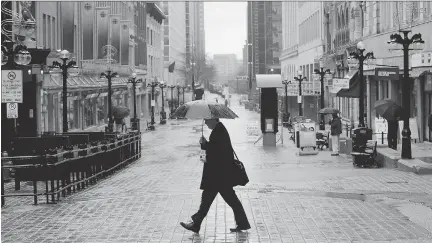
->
[191,122,250,229]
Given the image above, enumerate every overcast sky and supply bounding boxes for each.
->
[204,2,247,60]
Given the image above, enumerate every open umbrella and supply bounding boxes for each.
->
[173,99,239,136]
[318,107,340,114]
[373,99,403,121]
[112,106,130,119]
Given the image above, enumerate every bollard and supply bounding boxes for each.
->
[296,131,300,148]
[381,132,384,144]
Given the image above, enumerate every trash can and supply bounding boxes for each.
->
[351,128,372,166]
[352,127,372,152]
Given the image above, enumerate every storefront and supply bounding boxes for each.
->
[41,75,129,133]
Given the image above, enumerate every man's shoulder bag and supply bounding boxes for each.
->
[232,150,249,186]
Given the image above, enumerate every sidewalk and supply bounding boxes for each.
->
[377,142,432,174]
[2,93,432,242]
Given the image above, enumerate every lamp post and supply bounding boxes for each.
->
[176,83,181,108]
[388,30,424,159]
[147,78,159,127]
[128,73,143,131]
[100,70,118,132]
[181,85,186,104]
[168,85,175,116]
[191,62,196,101]
[294,70,308,116]
[50,50,80,132]
[159,81,167,124]
[314,68,331,130]
[281,80,291,126]
[349,41,375,128]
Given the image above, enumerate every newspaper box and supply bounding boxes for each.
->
[296,120,319,155]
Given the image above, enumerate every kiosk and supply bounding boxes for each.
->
[256,74,282,147]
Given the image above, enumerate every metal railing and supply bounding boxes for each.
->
[1,132,142,206]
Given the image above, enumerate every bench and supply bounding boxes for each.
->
[351,140,379,168]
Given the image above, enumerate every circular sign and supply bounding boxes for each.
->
[8,103,17,110]
[7,71,16,80]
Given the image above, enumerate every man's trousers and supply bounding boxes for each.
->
[191,188,250,228]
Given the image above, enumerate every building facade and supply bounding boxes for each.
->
[213,54,238,84]
[321,1,432,142]
[280,2,324,120]
[8,1,165,135]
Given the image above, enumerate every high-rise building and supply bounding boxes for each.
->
[247,1,282,88]
[195,2,205,61]
[185,1,196,67]
[162,1,186,86]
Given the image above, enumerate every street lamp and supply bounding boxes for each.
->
[168,85,175,116]
[294,70,308,116]
[388,30,424,159]
[128,72,143,131]
[349,41,375,128]
[181,85,186,104]
[100,70,118,133]
[49,50,80,132]
[314,68,331,130]
[1,40,32,67]
[281,80,292,126]
[158,81,167,124]
[191,62,196,101]
[176,83,181,108]
[147,78,160,128]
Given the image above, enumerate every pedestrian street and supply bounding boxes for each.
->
[2,94,432,243]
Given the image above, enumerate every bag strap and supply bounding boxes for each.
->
[233,149,239,160]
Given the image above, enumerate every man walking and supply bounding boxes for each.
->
[330,113,342,156]
[180,118,251,233]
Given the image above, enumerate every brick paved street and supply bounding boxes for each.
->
[2,93,432,243]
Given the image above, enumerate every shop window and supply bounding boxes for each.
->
[67,99,76,129]
[84,99,95,127]
[97,97,106,125]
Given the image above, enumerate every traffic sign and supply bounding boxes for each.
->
[6,103,18,119]
[2,70,23,103]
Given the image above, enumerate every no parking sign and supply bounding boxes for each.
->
[6,103,18,119]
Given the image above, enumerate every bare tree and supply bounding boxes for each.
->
[179,52,216,91]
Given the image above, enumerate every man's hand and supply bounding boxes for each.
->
[199,136,207,144]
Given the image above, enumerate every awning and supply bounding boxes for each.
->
[336,70,360,98]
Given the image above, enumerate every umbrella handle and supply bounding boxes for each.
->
[201,119,204,137]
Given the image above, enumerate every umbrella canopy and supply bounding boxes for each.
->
[373,99,403,121]
[173,99,239,120]
[112,106,130,119]
[318,107,340,114]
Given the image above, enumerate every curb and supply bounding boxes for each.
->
[376,148,400,168]
[398,159,432,175]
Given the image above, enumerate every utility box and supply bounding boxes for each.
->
[256,74,282,147]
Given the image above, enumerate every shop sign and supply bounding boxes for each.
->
[2,70,23,103]
[332,78,349,89]
[375,67,399,80]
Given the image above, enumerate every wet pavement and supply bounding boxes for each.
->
[2,92,432,243]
